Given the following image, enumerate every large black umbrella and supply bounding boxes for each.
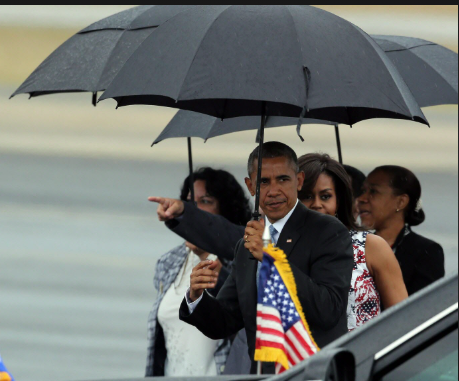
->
[374,35,458,108]
[152,111,333,145]
[153,111,334,201]
[332,35,458,163]
[99,5,428,217]
[10,5,196,104]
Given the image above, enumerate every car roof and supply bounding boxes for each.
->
[268,273,458,381]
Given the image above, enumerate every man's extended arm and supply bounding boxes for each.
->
[166,202,245,261]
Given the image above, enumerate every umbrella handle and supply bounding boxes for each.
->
[252,103,266,221]
[334,125,343,165]
[188,137,195,203]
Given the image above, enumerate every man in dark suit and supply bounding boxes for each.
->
[152,142,353,374]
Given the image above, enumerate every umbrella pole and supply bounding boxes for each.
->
[253,103,266,221]
[334,125,343,165]
[187,137,195,203]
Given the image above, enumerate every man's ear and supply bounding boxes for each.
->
[297,171,305,191]
[397,194,410,212]
[245,177,255,197]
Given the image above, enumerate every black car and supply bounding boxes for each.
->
[91,273,458,381]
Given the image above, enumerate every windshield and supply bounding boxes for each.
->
[380,329,458,381]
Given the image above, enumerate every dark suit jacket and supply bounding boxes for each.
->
[393,228,445,296]
[166,202,245,262]
[179,202,354,374]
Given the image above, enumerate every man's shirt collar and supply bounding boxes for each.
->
[265,199,299,242]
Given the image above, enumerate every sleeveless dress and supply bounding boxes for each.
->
[347,231,381,331]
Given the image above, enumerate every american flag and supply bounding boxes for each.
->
[254,245,320,374]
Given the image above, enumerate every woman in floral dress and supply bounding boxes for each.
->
[298,154,408,331]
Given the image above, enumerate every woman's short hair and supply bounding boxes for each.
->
[180,167,252,226]
[371,165,425,227]
[298,153,358,231]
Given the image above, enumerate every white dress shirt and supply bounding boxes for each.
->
[186,200,300,313]
[265,199,299,244]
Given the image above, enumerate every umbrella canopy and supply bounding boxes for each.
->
[10,5,196,102]
[374,35,458,107]
[99,5,428,127]
[152,110,333,145]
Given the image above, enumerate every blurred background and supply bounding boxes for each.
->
[0,5,457,381]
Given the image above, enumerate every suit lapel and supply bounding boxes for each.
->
[277,203,309,258]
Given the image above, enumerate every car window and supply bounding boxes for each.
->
[379,329,458,381]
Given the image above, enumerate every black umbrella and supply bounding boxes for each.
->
[152,111,333,145]
[99,5,428,218]
[374,35,458,108]
[153,111,335,201]
[332,35,458,164]
[10,5,196,104]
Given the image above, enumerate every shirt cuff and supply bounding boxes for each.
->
[185,287,203,314]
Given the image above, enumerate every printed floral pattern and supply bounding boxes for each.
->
[347,231,381,331]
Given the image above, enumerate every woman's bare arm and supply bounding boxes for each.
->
[365,234,408,309]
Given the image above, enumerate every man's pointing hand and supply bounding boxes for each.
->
[148,197,185,221]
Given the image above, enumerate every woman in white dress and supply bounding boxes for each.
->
[145,167,252,377]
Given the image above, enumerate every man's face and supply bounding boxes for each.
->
[245,157,305,223]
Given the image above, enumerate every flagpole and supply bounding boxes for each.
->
[257,223,272,376]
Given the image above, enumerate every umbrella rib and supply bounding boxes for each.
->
[353,25,424,119]
[176,5,233,102]
[384,43,437,53]
[285,6,311,108]
[94,30,130,91]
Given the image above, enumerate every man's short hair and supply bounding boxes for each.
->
[247,141,299,177]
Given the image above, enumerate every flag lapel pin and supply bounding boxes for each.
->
[287,239,293,243]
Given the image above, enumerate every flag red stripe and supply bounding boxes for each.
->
[285,335,304,363]
[257,311,282,324]
[291,324,315,356]
[285,346,297,366]
[257,340,286,352]
[257,326,285,338]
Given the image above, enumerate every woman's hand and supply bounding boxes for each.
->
[189,260,220,302]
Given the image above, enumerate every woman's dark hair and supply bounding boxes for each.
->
[372,165,425,227]
[298,153,359,231]
[343,164,366,198]
[180,167,252,226]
